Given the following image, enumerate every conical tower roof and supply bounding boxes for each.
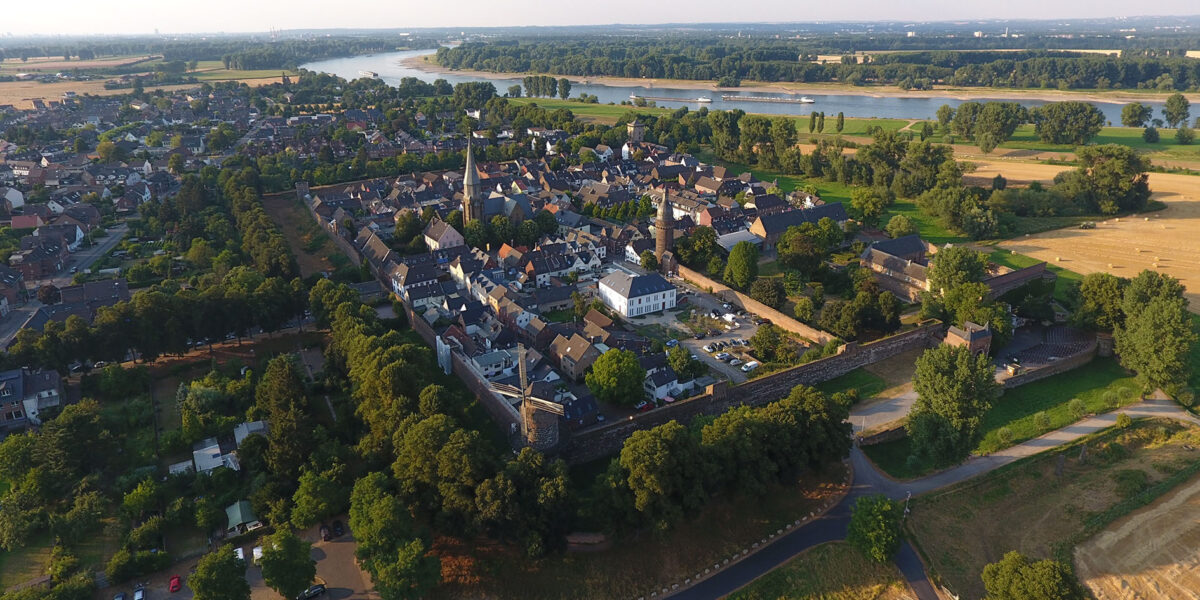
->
[463,138,480,188]
[656,189,673,223]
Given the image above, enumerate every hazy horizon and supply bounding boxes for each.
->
[3,1,1199,37]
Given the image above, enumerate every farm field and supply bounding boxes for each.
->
[726,541,912,600]
[991,165,1200,312]
[0,54,157,72]
[1075,471,1200,600]
[260,191,342,277]
[909,418,1200,599]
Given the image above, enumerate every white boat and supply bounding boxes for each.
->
[630,93,641,99]
[696,96,713,103]
[798,96,815,103]
[359,70,380,78]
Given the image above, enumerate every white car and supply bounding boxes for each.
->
[234,547,245,562]
[729,358,743,366]
[703,344,715,353]
[715,352,731,361]
[252,546,263,564]
[741,361,760,372]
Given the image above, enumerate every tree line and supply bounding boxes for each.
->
[436,39,1200,90]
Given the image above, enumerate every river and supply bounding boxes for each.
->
[302,49,1162,123]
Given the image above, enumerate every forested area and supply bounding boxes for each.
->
[436,39,1200,90]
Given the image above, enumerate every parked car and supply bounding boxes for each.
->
[729,359,743,366]
[252,546,263,564]
[715,352,731,361]
[133,587,145,600]
[722,302,732,310]
[234,547,245,562]
[703,345,715,353]
[693,332,705,339]
[113,593,127,600]
[332,520,345,537]
[169,575,182,592]
[297,584,327,599]
[665,339,679,348]
[320,524,331,541]
[741,361,760,372]
[633,400,653,412]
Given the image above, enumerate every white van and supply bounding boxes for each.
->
[741,361,760,372]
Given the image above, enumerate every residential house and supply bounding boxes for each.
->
[547,333,602,382]
[423,217,465,251]
[0,368,63,432]
[747,203,849,250]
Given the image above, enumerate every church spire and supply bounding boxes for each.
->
[463,138,482,223]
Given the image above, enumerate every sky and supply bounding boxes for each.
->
[3,0,1198,36]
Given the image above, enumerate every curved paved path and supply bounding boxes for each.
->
[669,396,1200,599]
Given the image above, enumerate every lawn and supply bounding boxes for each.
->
[987,248,1083,304]
[0,533,52,588]
[430,464,850,600]
[976,358,1140,454]
[864,358,1140,479]
[509,97,671,124]
[881,200,965,245]
[726,541,911,600]
[188,60,298,81]
[909,418,1200,599]
[816,368,888,401]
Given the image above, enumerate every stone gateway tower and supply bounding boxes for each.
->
[462,139,483,224]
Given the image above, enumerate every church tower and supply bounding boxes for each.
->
[462,139,483,223]
[655,190,675,260]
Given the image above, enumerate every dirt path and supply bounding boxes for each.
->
[1076,473,1200,600]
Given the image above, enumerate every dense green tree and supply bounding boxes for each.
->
[586,349,646,406]
[749,277,786,309]
[981,551,1085,600]
[258,529,316,600]
[885,214,917,239]
[618,421,709,530]
[793,296,815,323]
[190,546,250,600]
[926,246,988,292]
[1071,272,1126,332]
[291,463,348,528]
[1121,102,1153,127]
[1030,101,1105,144]
[908,345,1000,463]
[475,449,573,557]
[846,494,902,563]
[1163,93,1191,128]
[640,249,658,271]
[1053,144,1150,215]
[724,241,759,290]
[1115,292,1195,390]
[1176,126,1195,145]
[850,186,893,226]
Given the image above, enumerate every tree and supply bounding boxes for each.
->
[348,473,440,600]
[885,214,917,239]
[1176,126,1195,145]
[190,546,250,600]
[1121,102,1153,128]
[926,246,987,293]
[749,278,785,309]
[936,104,955,130]
[585,349,646,406]
[258,529,315,600]
[846,494,901,563]
[1030,102,1105,145]
[37,285,61,305]
[371,538,442,600]
[1072,272,1126,332]
[981,551,1084,600]
[793,296,814,322]
[1163,93,1191,129]
[507,84,521,98]
[724,241,759,290]
[666,345,704,381]
[1059,144,1151,215]
[96,141,126,164]
[909,345,1000,464]
[291,463,348,528]
[639,249,658,271]
[1115,293,1195,390]
[618,421,709,530]
[851,187,891,227]
[1143,126,1160,143]
[835,112,845,133]
[558,77,571,99]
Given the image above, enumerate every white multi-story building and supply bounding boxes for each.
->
[598,271,676,318]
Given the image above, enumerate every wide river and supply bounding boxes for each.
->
[302,49,1160,122]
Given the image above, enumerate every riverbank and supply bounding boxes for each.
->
[402,53,1200,104]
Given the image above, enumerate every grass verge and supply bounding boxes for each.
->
[726,541,911,600]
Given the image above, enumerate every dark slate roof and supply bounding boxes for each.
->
[870,234,927,262]
[599,272,674,299]
[754,202,848,236]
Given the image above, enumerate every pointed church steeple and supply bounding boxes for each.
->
[463,138,483,224]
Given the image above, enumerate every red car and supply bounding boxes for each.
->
[168,575,182,593]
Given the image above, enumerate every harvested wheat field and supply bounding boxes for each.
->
[990,163,1200,311]
[1075,473,1200,600]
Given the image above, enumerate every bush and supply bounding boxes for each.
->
[1142,126,1160,143]
[996,427,1014,446]
[1069,398,1086,420]
[1176,387,1196,407]
[1033,411,1051,430]
[1116,413,1133,429]
[846,494,901,563]
[1176,126,1196,145]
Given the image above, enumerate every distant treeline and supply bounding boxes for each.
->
[0,36,439,71]
[435,39,1200,90]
